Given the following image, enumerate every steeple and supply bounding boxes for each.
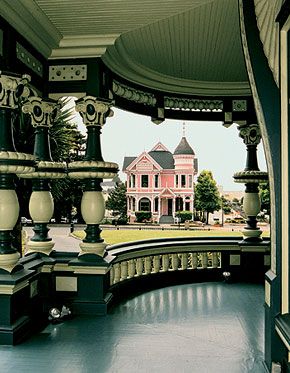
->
[173,136,195,155]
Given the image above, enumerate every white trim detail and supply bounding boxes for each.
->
[280,16,290,314]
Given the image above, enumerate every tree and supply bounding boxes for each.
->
[106,182,127,223]
[194,170,222,224]
[259,182,270,214]
[221,196,231,215]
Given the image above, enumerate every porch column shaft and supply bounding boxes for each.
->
[234,123,267,242]
[20,97,65,256]
[68,96,118,257]
[0,73,35,272]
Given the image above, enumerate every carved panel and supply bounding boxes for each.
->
[112,80,156,106]
[164,96,223,111]
[16,43,43,77]
[49,65,87,81]
[232,99,247,111]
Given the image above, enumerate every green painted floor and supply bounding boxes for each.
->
[1,282,266,373]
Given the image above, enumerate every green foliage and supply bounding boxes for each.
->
[194,170,222,224]
[175,211,193,223]
[106,182,127,221]
[135,211,152,223]
[221,196,231,214]
[259,182,270,214]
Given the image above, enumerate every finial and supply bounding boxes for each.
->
[182,122,186,137]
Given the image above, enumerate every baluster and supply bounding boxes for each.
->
[191,252,198,269]
[121,261,128,280]
[162,254,169,272]
[144,256,152,274]
[181,253,188,270]
[153,255,161,273]
[172,253,179,271]
[136,258,143,276]
[110,266,114,285]
[202,253,208,268]
[114,263,121,284]
[128,259,135,278]
[212,252,219,268]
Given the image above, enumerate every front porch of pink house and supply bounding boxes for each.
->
[127,188,194,224]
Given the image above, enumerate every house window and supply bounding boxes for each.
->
[176,197,183,211]
[141,175,149,187]
[189,175,192,187]
[181,175,186,187]
[132,198,136,211]
[155,175,159,188]
[154,197,159,212]
[131,174,136,188]
[185,196,190,211]
[175,175,179,187]
[139,198,151,211]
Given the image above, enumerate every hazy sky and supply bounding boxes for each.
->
[75,106,267,192]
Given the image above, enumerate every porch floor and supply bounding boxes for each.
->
[1,282,266,373]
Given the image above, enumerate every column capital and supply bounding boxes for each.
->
[76,96,114,127]
[238,123,261,146]
[0,72,32,109]
[22,96,60,127]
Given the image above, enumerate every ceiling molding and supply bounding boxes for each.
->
[49,34,120,59]
[103,41,251,97]
[0,0,61,58]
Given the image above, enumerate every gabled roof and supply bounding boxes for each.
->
[124,151,163,172]
[174,137,195,155]
[122,157,136,171]
[148,150,174,169]
[150,142,170,152]
[160,187,176,197]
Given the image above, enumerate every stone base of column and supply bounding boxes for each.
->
[69,253,115,315]
[0,252,21,273]
[0,269,41,345]
[25,240,55,256]
[79,241,107,257]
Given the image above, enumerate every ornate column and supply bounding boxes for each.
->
[0,73,35,272]
[68,96,118,258]
[234,123,268,241]
[19,97,66,255]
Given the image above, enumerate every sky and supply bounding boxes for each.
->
[74,106,267,192]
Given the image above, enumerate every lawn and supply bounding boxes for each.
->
[73,227,270,246]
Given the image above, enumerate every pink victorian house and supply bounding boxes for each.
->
[122,137,198,223]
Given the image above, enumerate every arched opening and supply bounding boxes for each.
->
[139,197,151,212]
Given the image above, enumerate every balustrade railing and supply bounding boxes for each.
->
[110,251,221,285]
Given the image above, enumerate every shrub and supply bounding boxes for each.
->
[135,211,152,223]
[175,211,193,223]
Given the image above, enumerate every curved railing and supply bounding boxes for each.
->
[107,236,270,286]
